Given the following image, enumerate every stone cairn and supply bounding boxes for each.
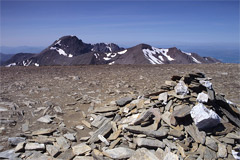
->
[1,73,240,160]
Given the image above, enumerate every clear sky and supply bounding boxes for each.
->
[1,0,239,48]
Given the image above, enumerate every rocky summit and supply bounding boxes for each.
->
[4,35,220,66]
[0,64,239,160]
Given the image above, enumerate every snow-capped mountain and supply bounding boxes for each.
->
[5,35,221,66]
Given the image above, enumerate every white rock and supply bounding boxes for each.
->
[200,80,212,89]
[37,115,53,124]
[174,81,189,96]
[197,92,208,103]
[25,143,45,151]
[76,125,84,130]
[190,103,221,130]
[98,135,109,145]
[158,92,168,105]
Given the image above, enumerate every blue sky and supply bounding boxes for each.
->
[1,0,239,48]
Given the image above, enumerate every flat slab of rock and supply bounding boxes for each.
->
[133,137,165,148]
[185,124,206,144]
[64,133,76,141]
[103,147,135,159]
[116,97,133,107]
[129,148,159,160]
[125,125,168,138]
[88,121,112,144]
[0,149,20,160]
[72,143,91,155]
[8,137,26,146]
[172,105,191,118]
[46,144,60,157]
[93,106,118,113]
[56,136,70,151]
[25,143,45,151]
[73,156,93,160]
[32,128,55,135]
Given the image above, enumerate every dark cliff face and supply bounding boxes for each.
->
[4,35,221,66]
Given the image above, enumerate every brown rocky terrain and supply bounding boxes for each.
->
[0,63,239,159]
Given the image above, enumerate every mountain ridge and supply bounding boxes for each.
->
[4,35,221,66]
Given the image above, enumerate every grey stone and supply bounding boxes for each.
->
[82,120,92,129]
[163,139,177,149]
[103,147,135,159]
[56,136,70,151]
[91,115,109,128]
[125,125,168,138]
[93,106,118,113]
[116,96,133,107]
[204,147,217,160]
[32,128,55,135]
[129,148,159,160]
[57,149,75,160]
[205,137,218,151]
[15,142,25,152]
[219,137,235,144]
[133,137,165,148]
[88,121,112,144]
[8,137,26,146]
[217,143,227,158]
[73,156,94,160]
[64,133,76,141]
[72,143,91,155]
[54,106,62,113]
[0,149,20,160]
[46,144,60,157]
[172,105,191,118]
[185,124,206,144]
[25,143,45,151]
[163,152,179,160]
[22,121,29,132]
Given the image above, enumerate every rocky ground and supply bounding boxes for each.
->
[0,63,239,160]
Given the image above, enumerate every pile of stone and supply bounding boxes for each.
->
[1,73,240,160]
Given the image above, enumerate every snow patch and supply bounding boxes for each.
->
[158,55,164,61]
[111,53,117,58]
[106,46,112,53]
[55,40,61,46]
[103,57,111,61]
[34,63,39,67]
[192,56,201,64]
[108,61,115,65]
[182,51,191,56]
[68,54,73,58]
[94,53,98,58]
[142,48,163,64]
[118,49,127,55]
[6,63,16,67]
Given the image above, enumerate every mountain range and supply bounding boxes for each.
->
[3,35,221,66]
